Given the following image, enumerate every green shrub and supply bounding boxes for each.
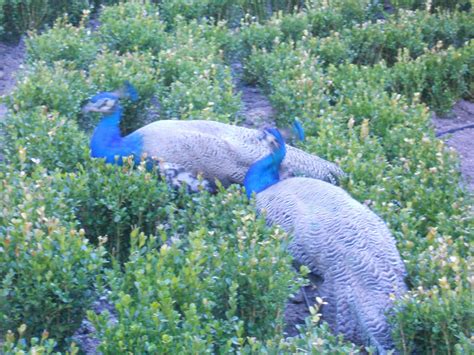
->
[2,326,79,354]
[329,85,429,157]
[417,45,470,114]
[242,41,285,86]
[157,0,302,25]
[26,14,98,70]
[417,10,474,48]
[90,187,299,352]
[306,34,352,65]
[238,17,283,58]
[173,17,235,53]
[88,50,160,132]
[88,51,159,103]
[243,314,361,353]
[343,17,426,66]
[161,66,240,122]
[0,167,106,345]
[462,40,474,99]
[98,1,167,54]
[158,0,211,25]
[61,160,186,261]
[1,108,89,172]
[0,0,5,36]
[392,0,471,12]
[323,42,471,115]
[88,50,159,103]
[388,44,471,114]
[238,1,371,59]
[306,2,357,38]
[324,61,389,101]
[277,10,310,42]
[244,42,332,126]
[1,0,90,37]
[391,252,472,354]
[152,19,239,122]
[7,61,94,119]
[303,9,473,67]
[157,20,227,86]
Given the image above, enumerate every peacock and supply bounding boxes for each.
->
[244,128,407,353]
[83,85,345,189]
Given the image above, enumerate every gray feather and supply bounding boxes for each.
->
[132,120,344,187]
[256,177,407,353]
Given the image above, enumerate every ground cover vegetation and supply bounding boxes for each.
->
[0,0,473,353]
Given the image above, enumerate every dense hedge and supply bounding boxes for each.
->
[1,0,473,353]
[0,0,91,38]
[243,12,473,116]
[0,166,106,345]
[1,0,471,39]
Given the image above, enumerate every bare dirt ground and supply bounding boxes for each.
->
[231,61,276,129]
[432,100,474,193]
[0,39,25,116]
[0,39,26,162]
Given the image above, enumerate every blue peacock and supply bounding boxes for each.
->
[83,85,344,188]
[244,128,407,354]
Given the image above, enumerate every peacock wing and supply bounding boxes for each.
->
[135,123,255,186]
[256,178,406,352]
[282,147,346,184]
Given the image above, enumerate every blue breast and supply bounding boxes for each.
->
[90,106,144,165]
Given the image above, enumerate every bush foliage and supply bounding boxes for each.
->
[91,197,298,353]
[0,0,91,37]
[26,14,98,70]
[1,0,473,353]
[0,166,106,345]
[98,1,167,54]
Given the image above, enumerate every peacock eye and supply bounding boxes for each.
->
[99,99,112,109]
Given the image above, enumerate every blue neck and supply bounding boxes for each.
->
[90,106,143,164]
[244,141,286,198]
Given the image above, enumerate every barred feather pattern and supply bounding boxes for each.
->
[256,177,407,353]
[157,161,214,193]
[133,120,344,187]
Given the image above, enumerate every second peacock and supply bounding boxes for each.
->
[244,128,408,354]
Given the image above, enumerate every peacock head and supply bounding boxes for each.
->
[277,119,305,143]
[118,81,139,102]
[260,127,286,153]
[83,92,120,114]
[82,82,139,114]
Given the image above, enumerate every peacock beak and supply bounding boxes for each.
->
[266,134,279,150]
[258,129,280,150]
[82,102,98,113]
